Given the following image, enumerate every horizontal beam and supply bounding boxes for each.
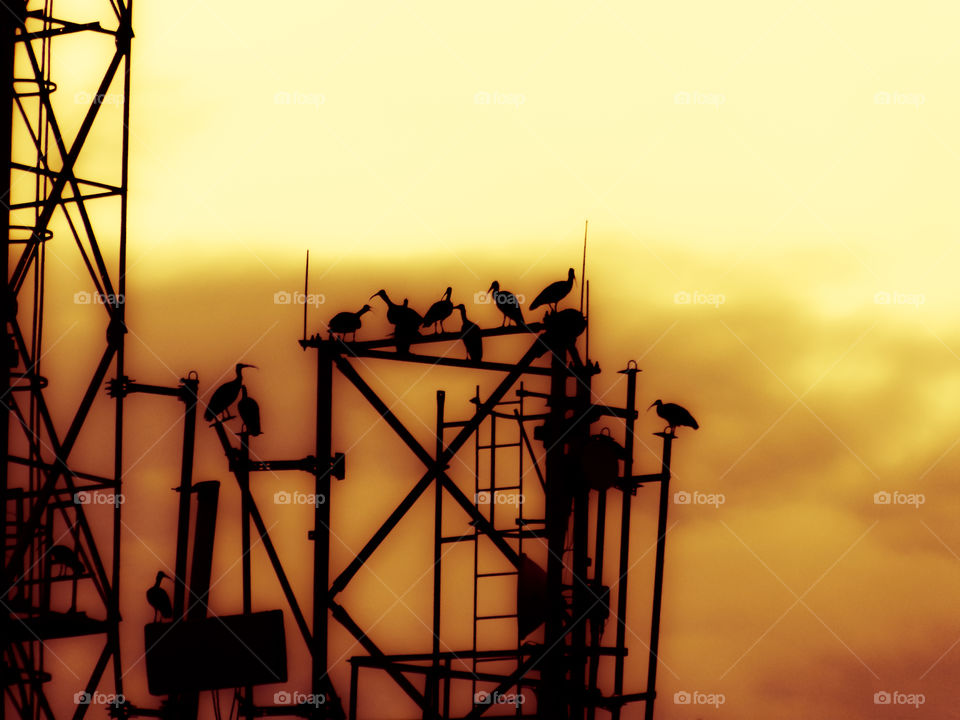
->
[300,321,544,352]
[349,348,556,376]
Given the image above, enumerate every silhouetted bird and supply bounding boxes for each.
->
[204,363,256,422]
[48,544,84,577]
[147,571,173,622]
[530,268,575,312]
[648,400,698,434]
[487,281,525,327]
[454,304,482,361]
[371,290,422,353]
[328,304,372,341]
[238,385,262,436]
[421,287,454,333]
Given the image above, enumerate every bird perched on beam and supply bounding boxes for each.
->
[328,304,372,341]
[487,281,525,327]
[237,385,262,436]
[204,363,256,422]
[530,268,575,312]
[371,290,423,353]
[648,400,698,434]
[421,287,454,333]
[454,304,482,361]
[146,571,173,622]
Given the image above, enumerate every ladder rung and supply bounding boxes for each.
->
[476,614,518,621]
[477,571,518,578]
[477,486,521,492]
[477,442,522,450]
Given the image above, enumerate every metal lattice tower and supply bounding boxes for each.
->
[1,2,133,718]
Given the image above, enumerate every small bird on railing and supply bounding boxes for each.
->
[237,385,262,436]
[530,268,575,312]
[421,287,454,333]
[146,571,173,622]
[454,304,482,361]
[487,281,525,327]
[328,305,372,341]
[648,400,698,434]
[48,544,84,577]
[204,363,256,422]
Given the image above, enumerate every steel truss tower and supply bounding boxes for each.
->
[211,319,681,720]
[1,2,133,719]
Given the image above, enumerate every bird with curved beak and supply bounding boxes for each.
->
[146,571,173,622]
[530,267,576,312]
[648,399,698,434]
[487,281,525,327]
[370,290,422,353]
[204,363,256,422]
[421,287,454,333]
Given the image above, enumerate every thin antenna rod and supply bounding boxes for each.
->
[579,220,588,312]
[585,279,590,362]
[302,250,310,342]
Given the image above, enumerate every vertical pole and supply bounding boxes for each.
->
[0,3,21,635]
[611,366,639,720]
[313,342,334,701]
[172,377,198,621]
[540,351,569,719]
[429,390,445,717]
[181,480,220,720]
[111,0,132,697]
[643,433,673,720]
[570,366,593,720]
[239,430,253,718]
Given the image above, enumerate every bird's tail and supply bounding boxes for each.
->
[202,407,215,422]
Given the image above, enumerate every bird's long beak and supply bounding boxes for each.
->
[239,363,257,370]
[487,284,495,293]
[647,402,657,411]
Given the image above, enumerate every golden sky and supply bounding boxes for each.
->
[22,1,960,718]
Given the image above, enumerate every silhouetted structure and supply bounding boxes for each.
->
[1,3,134,719]
[0,5,697,718]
